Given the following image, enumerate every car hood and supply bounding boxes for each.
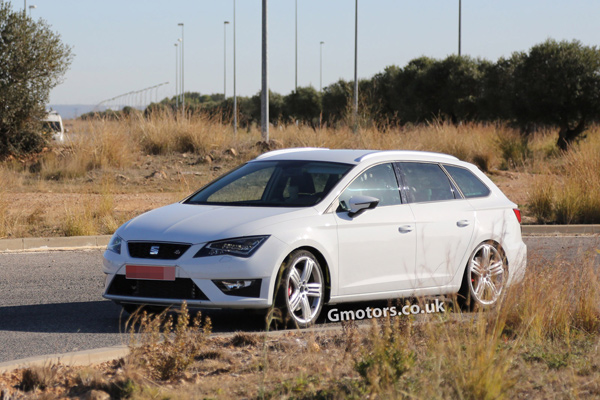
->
[117,202,315,244]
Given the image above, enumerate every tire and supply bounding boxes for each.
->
[458,241,507,310]
[276,250,325,328]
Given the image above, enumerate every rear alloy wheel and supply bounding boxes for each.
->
[465,242,507,307]
[279,250,324,328]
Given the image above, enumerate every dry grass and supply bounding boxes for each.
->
[19,363,60,392]
[273,120,501,171]
[0,114,599,238]
[60,178,124,236]
[502,253,600,342]
[35,116,553,182]
[40,119,137,180]
[132,111,246,156]
[528,130,600,224]
[126,302,212,381]
[0,169,24,239]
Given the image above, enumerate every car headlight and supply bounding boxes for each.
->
[107,234,123,254]
[194,235,269,258]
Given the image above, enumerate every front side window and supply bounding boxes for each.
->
[185,160,352,207]
[399,162,458,203]
[443,164,491,198]
[339,163,401,209]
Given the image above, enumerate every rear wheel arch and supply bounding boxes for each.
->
[458,239,509,309]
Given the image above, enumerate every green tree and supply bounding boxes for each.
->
[0,2,73,156]
[322,79,352,123]
[284,86,322,127]
[480,53,524,121]
[368,65,402,123]
[250,90,286,125]
[394,56,487,124]
[393,56,436,123]
[513,39,600,149]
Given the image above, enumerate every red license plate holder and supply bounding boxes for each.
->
[126,265,176,281]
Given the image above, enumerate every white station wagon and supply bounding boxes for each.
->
[103,148,527,327]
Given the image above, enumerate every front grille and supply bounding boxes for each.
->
[128,242,191,260]
[107,275,209,300]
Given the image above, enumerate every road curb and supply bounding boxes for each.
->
[521,225,600,235]
[0,235,111,252]
[0,324,355,373]
[0,345,129,373]
[0,313,461,373]
[0,226,598,252]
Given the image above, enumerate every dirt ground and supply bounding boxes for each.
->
[1,153,245,238]
[0,151,539,239]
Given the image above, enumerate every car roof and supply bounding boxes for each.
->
[254,148,459,165]
[42,112,62,122]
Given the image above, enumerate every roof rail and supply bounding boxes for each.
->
[355,150,458,163]
[255,147,329,160]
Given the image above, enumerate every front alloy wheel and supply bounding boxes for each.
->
[467,242,507,306]
[280,250,324,328]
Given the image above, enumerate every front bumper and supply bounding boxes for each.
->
[102,237,289,310]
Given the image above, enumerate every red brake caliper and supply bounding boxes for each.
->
[288,285,292,297]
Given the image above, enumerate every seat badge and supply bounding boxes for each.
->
[149,245,160,255]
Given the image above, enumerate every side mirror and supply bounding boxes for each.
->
[347,195,379,217]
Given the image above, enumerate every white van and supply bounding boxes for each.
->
[41,111,65,142]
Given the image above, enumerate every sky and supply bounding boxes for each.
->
[8,0,600,106]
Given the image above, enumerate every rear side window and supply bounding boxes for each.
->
[443,165,490,198]
[399,162,458,203]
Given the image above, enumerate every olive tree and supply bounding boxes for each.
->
[513,39,600,149]
[284,86,322,127]
[0,2,73,156]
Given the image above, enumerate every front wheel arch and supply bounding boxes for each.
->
[271,247,330,328]
[271,246,331,305]
[294,246,331,303]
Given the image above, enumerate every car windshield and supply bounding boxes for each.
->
[42,121,61,133]
[185,160,353,207]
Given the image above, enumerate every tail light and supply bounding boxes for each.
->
[513,208,522,223]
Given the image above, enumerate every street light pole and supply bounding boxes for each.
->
[353,0,359,126]
[178,23,184,117]
[178,38,182,113]
[233,0,237,134]
[458,0,462,56]
[295,0,298,91]
[261,0,269,142]
[320,41,324,93]
[175,43,179,111]
[224,21,230,98]
[28,5,36,17]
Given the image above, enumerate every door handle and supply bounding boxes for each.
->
[456,220,471,228]
[398,225,413,233]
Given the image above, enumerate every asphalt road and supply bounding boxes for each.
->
[0,236,599,363]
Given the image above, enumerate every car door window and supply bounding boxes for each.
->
[399,162,458,203]
[443,165,491,198]
[339,163,401,209]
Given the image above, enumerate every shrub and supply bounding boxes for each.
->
[127,302,212,381]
